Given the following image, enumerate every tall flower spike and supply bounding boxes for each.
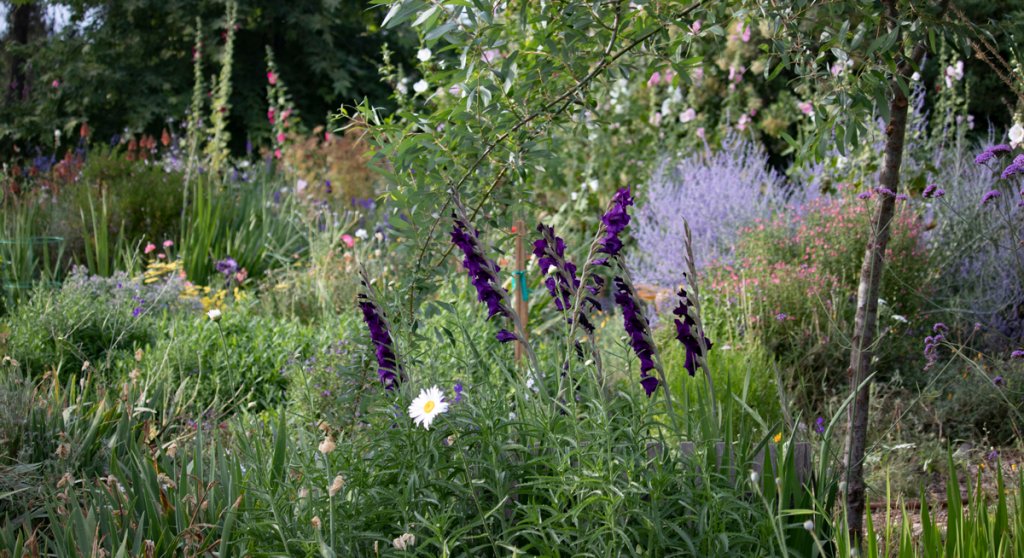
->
[671,285,712,376]
[597,187,634,260]
[450,213,517,343]
[532,223,602,332]
[357,283,403,389]
[613,276,660,396]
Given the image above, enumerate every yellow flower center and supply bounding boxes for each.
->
[423,400,436,413]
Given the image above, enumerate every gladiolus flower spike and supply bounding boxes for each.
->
[357,283,403,389]
[532,223,602,332]
[672,285,712,376]
[450,213,517,343]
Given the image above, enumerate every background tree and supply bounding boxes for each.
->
[0,0,415,154]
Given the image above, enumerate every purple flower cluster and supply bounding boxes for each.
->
[1012,350,1024,359]
[357,290,402,389]
[613,277,659,396]
[215,257,239,277]
[923,184,945,198]
[598,188,634,260]
[671,286,712,376]
[1001,154,1024,180]
[450,214,516,342]
[974,144,1011,165]
[923,323,947,370]
[532,223,602,332]
[981,189,1002,206]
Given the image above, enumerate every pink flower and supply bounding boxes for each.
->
[679,108,697,123]
[276,132,286,144]
[798,101,814,116]
[144,243,156,254]
[158,253,166,260]
[696,127,705,139]
[690,20,701,34]
[741,24,751,43]
[647,71,662,87]
[324,132,332,142]
[51,79,60,88]
[341,234,355,248]
[737,113,751,131]
[267,108,275,124]
[482,49,500,63]
[663,68,676,83]
[267,71,278,85]
[274,148,282,159]
[163,240,174,248]
[281,109,292,121]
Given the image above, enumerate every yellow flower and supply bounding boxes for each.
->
[773,433,783,443]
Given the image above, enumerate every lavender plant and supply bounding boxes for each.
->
[630,134,792,287]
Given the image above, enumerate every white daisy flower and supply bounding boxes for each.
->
[408,386,448,430]
[207,309,222,322]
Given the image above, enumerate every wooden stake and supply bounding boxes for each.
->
[513,219,529,365]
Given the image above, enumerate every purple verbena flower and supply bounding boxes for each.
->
[612,276,659,396]
[975,144,1011,165]
[922,184,946,198]
[815,416,826,434]
[933,323,948,333]
[981,189,1002,206]
[215,257,239,277]
[1000,154,1024,180]
[857,191,872,200]
[993,375,1004,387]
[875,186,896,197]
[1011,350,1024,359]
[357,288,403,390]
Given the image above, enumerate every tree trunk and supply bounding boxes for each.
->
[6,2,36,103]
[843,42,926,544]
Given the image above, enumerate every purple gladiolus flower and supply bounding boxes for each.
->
[451,215,512,321]
[357,288,403,390]
[532,223,602,331]
[671,285,712,376]
[613,276,659,396]
[981,190,1002,205]
[598,188,634,259]
[453,382,464,403]
[815,416,826,434]
[132,306,143,317]
[496,329,517,343]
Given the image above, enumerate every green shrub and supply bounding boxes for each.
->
[5,267,184,376]
[149,303,329,411]
[704,188,932,401]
